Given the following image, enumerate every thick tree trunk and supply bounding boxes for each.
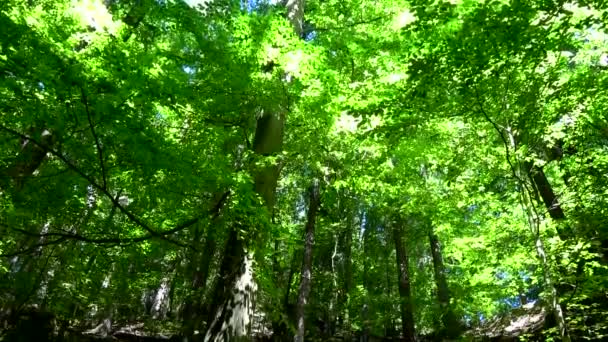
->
[429,229,459,338]
[294,179,320,342]
[204,228,255,342]
[202,0,296,333]
[393,221,416,342]
[285,0,305,38]
[204,112,284,342]
[252,113,284,211]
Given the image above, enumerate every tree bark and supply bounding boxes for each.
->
[204,228,254,342]
[285,0,305,38]
[429,229,459,339]
[393,220,416,342]
[294,179,320,342]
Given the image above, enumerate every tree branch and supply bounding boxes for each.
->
[0,124,198,249]
[0,190,231,255]
[312,14,391,32]
[474,86,519,182]
[0,236,67,257]
[81,86,107,190]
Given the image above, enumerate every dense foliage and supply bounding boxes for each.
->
[1,0,607,341]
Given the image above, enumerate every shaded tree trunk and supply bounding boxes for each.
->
[294,179,320,342]
[271,249,298,342]
[2,127,55,191]
[361,213,371,342]
[285,0,305,38]
[393,221,416,342]
[183,191,228,339]
[151,277,171,319]
[429,229,459,339]
[340,212,354,339]
[525,162,573,240]
[506,129,571,342]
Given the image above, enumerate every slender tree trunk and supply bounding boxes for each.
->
[294,179,320,342]
[520,186,570,342]
[151,277,171,319]
[525,162,573,240]
[429,229,459,339]
[393,220,416,342]
[535,235,569,341]
[270,250,297,341]
[506,128,570,342]
[183,193,225,339]
[341,213,354,339]
[361,221,370,342]
[384,249,392,338]
[329,232,339,337]
[183,253,212,336]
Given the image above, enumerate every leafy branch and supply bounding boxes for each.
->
[0,124,228,249]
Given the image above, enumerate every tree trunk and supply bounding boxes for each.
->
[429,229,459,339]
[204,228,255,342]
[285,0,305,38]
[294,179,320,342]
[525,162,573,240]
[361,221,370,342]
[203,112,285,342]
[271,249,297,341]
[393,221,416,342]
[506,129,571,342]
[340,213,354,338]
[151,277,171,319]
[3,127,54,191]
[183,194,225,339]
[534,236,570,342]
[202,0,300,332]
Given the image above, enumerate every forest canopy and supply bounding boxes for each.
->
[1,0,607,341]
